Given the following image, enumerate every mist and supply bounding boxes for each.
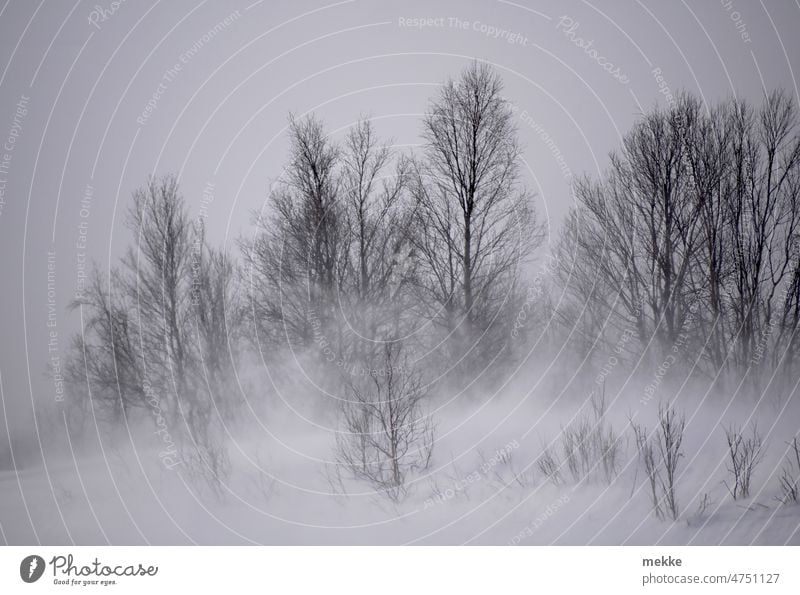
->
[1,0,800,546]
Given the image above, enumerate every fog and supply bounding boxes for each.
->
[1,0,800,545]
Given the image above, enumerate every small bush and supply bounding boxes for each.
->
[724,423,764,500]
[634,404,685,521]
[562,418,594,482]
[778,437,800,504]
[537,446,562,485]
[335,344,434,501]
[562,388,622,484]
[537,387,622,486]
[686,492,713,527]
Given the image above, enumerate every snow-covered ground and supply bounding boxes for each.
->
[3,375,799,546]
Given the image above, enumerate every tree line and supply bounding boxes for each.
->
[557,90,800,398]
[62,62,800,496]
[64,63,538,493]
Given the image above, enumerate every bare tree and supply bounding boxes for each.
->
[683,100,733,377]
[410,62,540,359]
[122,175,193,407]
[724,423,765,500]
[341,118,410,303]
[339,118,417,356]
[124,178,239,486]
[634,405,685,521]
[554,212,629,361]
[65,177,192,434]
[190,236,244,423]
[778,437,800,504]
[335,343,434,501]
[65,175,237,490]
[559,95,704,368]
[723,92,800,388]
[243,115,345,351]
[66,268,145,424]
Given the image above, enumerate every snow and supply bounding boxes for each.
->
[3,375,799,545]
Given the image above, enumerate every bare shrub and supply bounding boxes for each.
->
[591,388,623,483]
[778,437,800,504]
[633,405,685,520]
[477,441,530,488]
[557,387,622,484]
[686,492,713,527]
[536,446,562,485]
[724,423,765,500]
[562,418,593,482]
[597,423,622,484]
[635,426,662,519]
[335,344,434,501]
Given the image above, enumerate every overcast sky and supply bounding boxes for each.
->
[1,0,799,437]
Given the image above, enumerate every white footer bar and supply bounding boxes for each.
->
[1,546,797,594]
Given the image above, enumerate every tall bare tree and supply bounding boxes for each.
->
[65,268,143,424]
[341,119,410,303]
[65,175,240,487]
[244,115,346,351]
[123,175,193,408]
[723,92,800,379]
[191,234,244,423]
[411,62,540,361]
[339,119,416,348]
[563,95,703,363]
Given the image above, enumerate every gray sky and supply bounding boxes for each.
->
[1,0,799,442]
